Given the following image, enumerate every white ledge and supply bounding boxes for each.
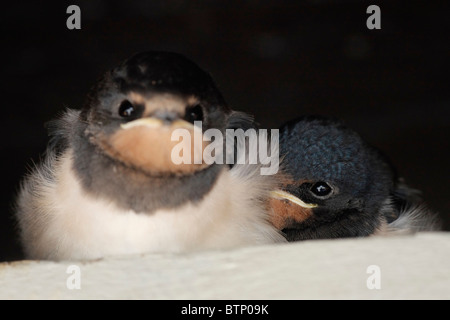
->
[1,232,449,299]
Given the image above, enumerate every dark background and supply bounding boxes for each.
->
[1,1,449,261]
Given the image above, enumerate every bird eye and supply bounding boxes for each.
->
[184,104,204,123]
[118,100,135,118]
[310,181,333,198]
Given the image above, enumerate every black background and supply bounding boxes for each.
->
[1,0,449,261]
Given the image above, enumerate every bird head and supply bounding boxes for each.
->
[270,116,395,240]
[61,51,249,213]
[81,51,231,176]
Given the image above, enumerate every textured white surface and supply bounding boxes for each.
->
[0,232,449,299]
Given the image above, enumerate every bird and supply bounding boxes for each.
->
[15,51,285,261]
[269,115,440,241]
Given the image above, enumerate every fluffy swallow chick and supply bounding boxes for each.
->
[270,116,440,241]
[16,51,285,261]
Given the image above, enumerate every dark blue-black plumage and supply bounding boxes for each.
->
[272,115,440,240]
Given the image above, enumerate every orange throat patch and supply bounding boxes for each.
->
[96,125,210,175]
[269,198,314,230]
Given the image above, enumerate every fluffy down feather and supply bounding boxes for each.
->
[15,111,285,261]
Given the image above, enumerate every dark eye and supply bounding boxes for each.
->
[184,104,204,123]
[118,100,135,118]
[310,181,333,198]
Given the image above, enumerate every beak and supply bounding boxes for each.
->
[120,117,199,131]
[270,190,318,209]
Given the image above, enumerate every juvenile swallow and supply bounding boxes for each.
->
[270,116,440,241]
[16,51,285,261]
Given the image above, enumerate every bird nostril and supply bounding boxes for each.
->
[152,110,179,123]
